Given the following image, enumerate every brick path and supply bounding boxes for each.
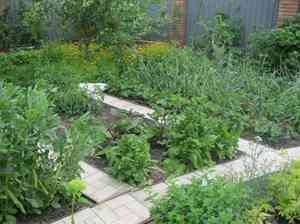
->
[51,86,300,224]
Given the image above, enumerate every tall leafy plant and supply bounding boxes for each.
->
[0,83,102,223]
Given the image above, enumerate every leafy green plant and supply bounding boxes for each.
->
[267,160,300,223]
[160,96,241,175]
[105,134,154,185]
[250,13,300,73]
[0,83,103,223]
[151,177,256,224]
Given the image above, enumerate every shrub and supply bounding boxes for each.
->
[0,83,101,223]
[267,160,300,223]
[192,12,241,60]
[159,96,241,175]
[0,1,38,50]
[105,134,154,185]
[151,178,255,224]
[250,13,300,73]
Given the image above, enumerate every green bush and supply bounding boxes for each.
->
[151,178,255,224]
[0,2,38,50]
[105,134,154,185]
[267,160,300,223]
[192,12,241,61]
[250,13,300,73]
[0,83,102,223]
[158,96,241,175]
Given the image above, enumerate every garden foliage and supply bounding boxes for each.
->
[155,96,241,175]
[151,178,256,224]
[151,160,300,224]
[0,83,102,223]
[105,134,154,185]
[251,13,300,73]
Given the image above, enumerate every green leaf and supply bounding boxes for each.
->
[6,189,26,214]
[5,215,16,224]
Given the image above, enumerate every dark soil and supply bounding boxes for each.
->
[86,156,108,171]
[100,105,124,127]
[17,200,92,224]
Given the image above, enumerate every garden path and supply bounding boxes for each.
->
[51,86,300,224]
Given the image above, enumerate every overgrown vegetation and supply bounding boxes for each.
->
[250,13,300,73]
[155,96,241,175]
[151,178,257,224]
[151,160,300,224]
[0,83,103,223]
[0,0,39,50]
[1,3,300,221]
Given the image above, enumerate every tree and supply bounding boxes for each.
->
[27,0,167,56]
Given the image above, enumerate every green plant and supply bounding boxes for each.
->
[29,0,167,57]
[156,96,241,175]
[267,160,300,223]
[0,0,40,50]
[66,179,89,224]
[105,134,154,185]
[250,13,300,73]
[0,83,103,223]
[192,12,241,61]
[151,177,256,224]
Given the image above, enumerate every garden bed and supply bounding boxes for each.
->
[78,102,245,187]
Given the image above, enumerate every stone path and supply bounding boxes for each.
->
[80,162,132,203]
[53,87,300,224]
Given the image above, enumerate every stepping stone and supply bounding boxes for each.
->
[92,194,151,224]
[80,162,132,203]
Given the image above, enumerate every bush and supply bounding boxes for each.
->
[151,178,255,224]
[158,96,241,175]
[192,13,241,60]
[267,160,300,222]
[105,134,154,185]
[250,13,300,73]
[0,83,101,223]
[0,2,38,50]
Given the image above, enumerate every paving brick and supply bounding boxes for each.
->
[83,171,131,203]
[60,209,100,224]
[93,206,119,223]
